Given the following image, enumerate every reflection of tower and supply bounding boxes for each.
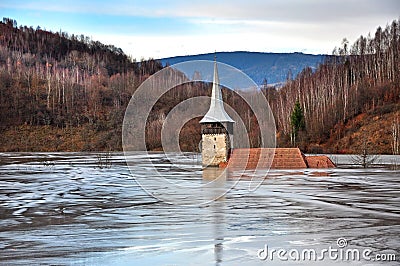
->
[202,167,226,266]
[200,59,234,167]
[212,200,224,266]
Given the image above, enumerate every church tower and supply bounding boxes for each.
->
[200,59,234,167]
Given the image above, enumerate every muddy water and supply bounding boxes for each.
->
[0,153,399,265]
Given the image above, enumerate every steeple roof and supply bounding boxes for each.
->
[200,60,234,124]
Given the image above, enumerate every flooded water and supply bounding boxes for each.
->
[0,152,399,265]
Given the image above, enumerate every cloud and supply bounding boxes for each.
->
[2,0,399,58]
[2,0,399,22]
[178,0,399,22]
[92,29,337,60]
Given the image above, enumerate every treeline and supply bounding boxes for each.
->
[0,17,136,74]
[0,18,164,150]
[0,17,399,153]
[266,19,400,152]
[0,18,263,151]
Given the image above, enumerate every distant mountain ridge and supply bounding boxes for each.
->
[160,51,327,85]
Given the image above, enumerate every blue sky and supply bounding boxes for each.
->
[1,0,399,59]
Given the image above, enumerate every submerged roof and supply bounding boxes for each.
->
[200,60,234,124]
[225,148,336,169]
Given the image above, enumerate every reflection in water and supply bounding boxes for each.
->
[0,153,399,265]
[213,201,224,266]
[202,167,228,182]
[202,168,227,265]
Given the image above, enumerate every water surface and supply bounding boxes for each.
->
[0,153,399,265]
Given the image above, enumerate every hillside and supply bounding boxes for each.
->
[160,51,326,85]
[0,17,399,154]
[270,19,400,154]
[0,19,137,75]
[0,18,163,151]
[326,107,400,154]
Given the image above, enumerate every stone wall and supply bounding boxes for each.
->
[202,133,229,166]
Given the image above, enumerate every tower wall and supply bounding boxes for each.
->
[199,60,234,167]
[202,132,230,167]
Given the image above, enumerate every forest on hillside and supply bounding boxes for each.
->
[267,19,400,154]
[0,18,163,151]
[0,17,399,154]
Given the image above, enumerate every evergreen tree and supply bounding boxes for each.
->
[290,100,305,146]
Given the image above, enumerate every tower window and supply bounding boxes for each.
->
[214,137,216,141]
[214,145,216,149]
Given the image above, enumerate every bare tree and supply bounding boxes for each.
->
[392,116,400,155]
[350,140,380,168]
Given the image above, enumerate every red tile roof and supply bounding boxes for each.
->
[305,155,336,168]
[223,148,335,169]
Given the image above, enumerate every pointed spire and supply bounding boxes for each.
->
[200,58,234,124]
